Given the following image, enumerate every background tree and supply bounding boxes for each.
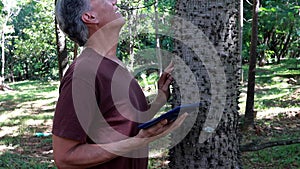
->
[242,0,300,65]
[243,0,259,130]
[0,0,298,84]
[10,0,57,81]
[0,0,57,83]
[117,0,174,76]
[168,0,242,168]
[54,0,68,81]
[0,0,21,85]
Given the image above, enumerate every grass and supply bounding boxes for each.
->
[242,144,300,169]
[241,112,300,169]
[0,152,55,169]
[240,58,300,114]
[0,58,299,168]
[240,58,300,169]
[0,80,58,168]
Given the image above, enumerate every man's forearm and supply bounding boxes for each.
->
[53,135,147,169]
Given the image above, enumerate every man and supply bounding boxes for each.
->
[52,0,187,168]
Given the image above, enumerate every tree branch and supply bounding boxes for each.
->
[240,139,300,152]
[245,0,253,6]
[118,2,155,11]
[0,84,13,91]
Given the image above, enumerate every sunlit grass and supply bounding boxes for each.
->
[240,58,300,168]
[240,58,300,114]
[242,144,300,169]
[0,80,58,168]
[0,150,55,169]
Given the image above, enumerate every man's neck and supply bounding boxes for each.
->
[84,18,124,60]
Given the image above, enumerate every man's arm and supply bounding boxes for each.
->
[144,62,174,120]
[53,113,187,169]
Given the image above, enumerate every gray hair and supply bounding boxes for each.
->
[55,0,91,46]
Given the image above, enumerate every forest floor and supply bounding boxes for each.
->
[0,59,299,169]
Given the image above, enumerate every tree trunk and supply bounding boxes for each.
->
[1,13,10,85]
[244,0,259,130]
[154,0,162,75]
[24,61,29,80]
[278,25,293,63]
[168,0,242,168]
[55,0,68,81]
[1,28,5,85]
[127,10,135,72]
[239,0,244,82]
[73,43,79,60]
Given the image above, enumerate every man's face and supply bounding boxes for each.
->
[89,0,125,28]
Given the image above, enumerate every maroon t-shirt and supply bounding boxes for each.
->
[52,48,149,169]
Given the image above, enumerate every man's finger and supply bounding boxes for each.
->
[164,61,174,74]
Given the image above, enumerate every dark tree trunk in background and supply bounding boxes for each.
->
[244,0,259,130]
[55,0,68,81]
[73,43,79,60]
[24,61,29,80]
[168,0,242,168]
[277,25,293,64]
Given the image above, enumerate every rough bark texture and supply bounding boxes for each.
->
[168,0,242,168]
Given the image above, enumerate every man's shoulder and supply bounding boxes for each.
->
[70,48,104,79]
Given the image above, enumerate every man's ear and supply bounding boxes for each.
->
[82,12,99,24]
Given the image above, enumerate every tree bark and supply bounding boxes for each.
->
[168,0,242,168]
[277,25,293,64]
[73,43,79,60]
[155,0,162,75]
[1,12,10,85]
[243,0,259,130]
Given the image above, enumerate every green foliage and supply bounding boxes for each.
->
[1,0,57,82]
[0,1,3,12]
[243,0,300,64]
[1,0,298,81]
[11,0,57,80]
[0,0,176,82]
[117,0,175,72]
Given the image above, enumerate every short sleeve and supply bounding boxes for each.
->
[52,72,88,143]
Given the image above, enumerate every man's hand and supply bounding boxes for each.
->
[157,61,174,100]
[136,112,188,142]
[143,61,175,120]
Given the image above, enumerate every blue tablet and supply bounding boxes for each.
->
[138,103,200,129]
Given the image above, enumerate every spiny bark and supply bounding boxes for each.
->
[168,0,242,168]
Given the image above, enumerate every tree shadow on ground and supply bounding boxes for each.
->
[0,81,58,168]
[241,110,300,169]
